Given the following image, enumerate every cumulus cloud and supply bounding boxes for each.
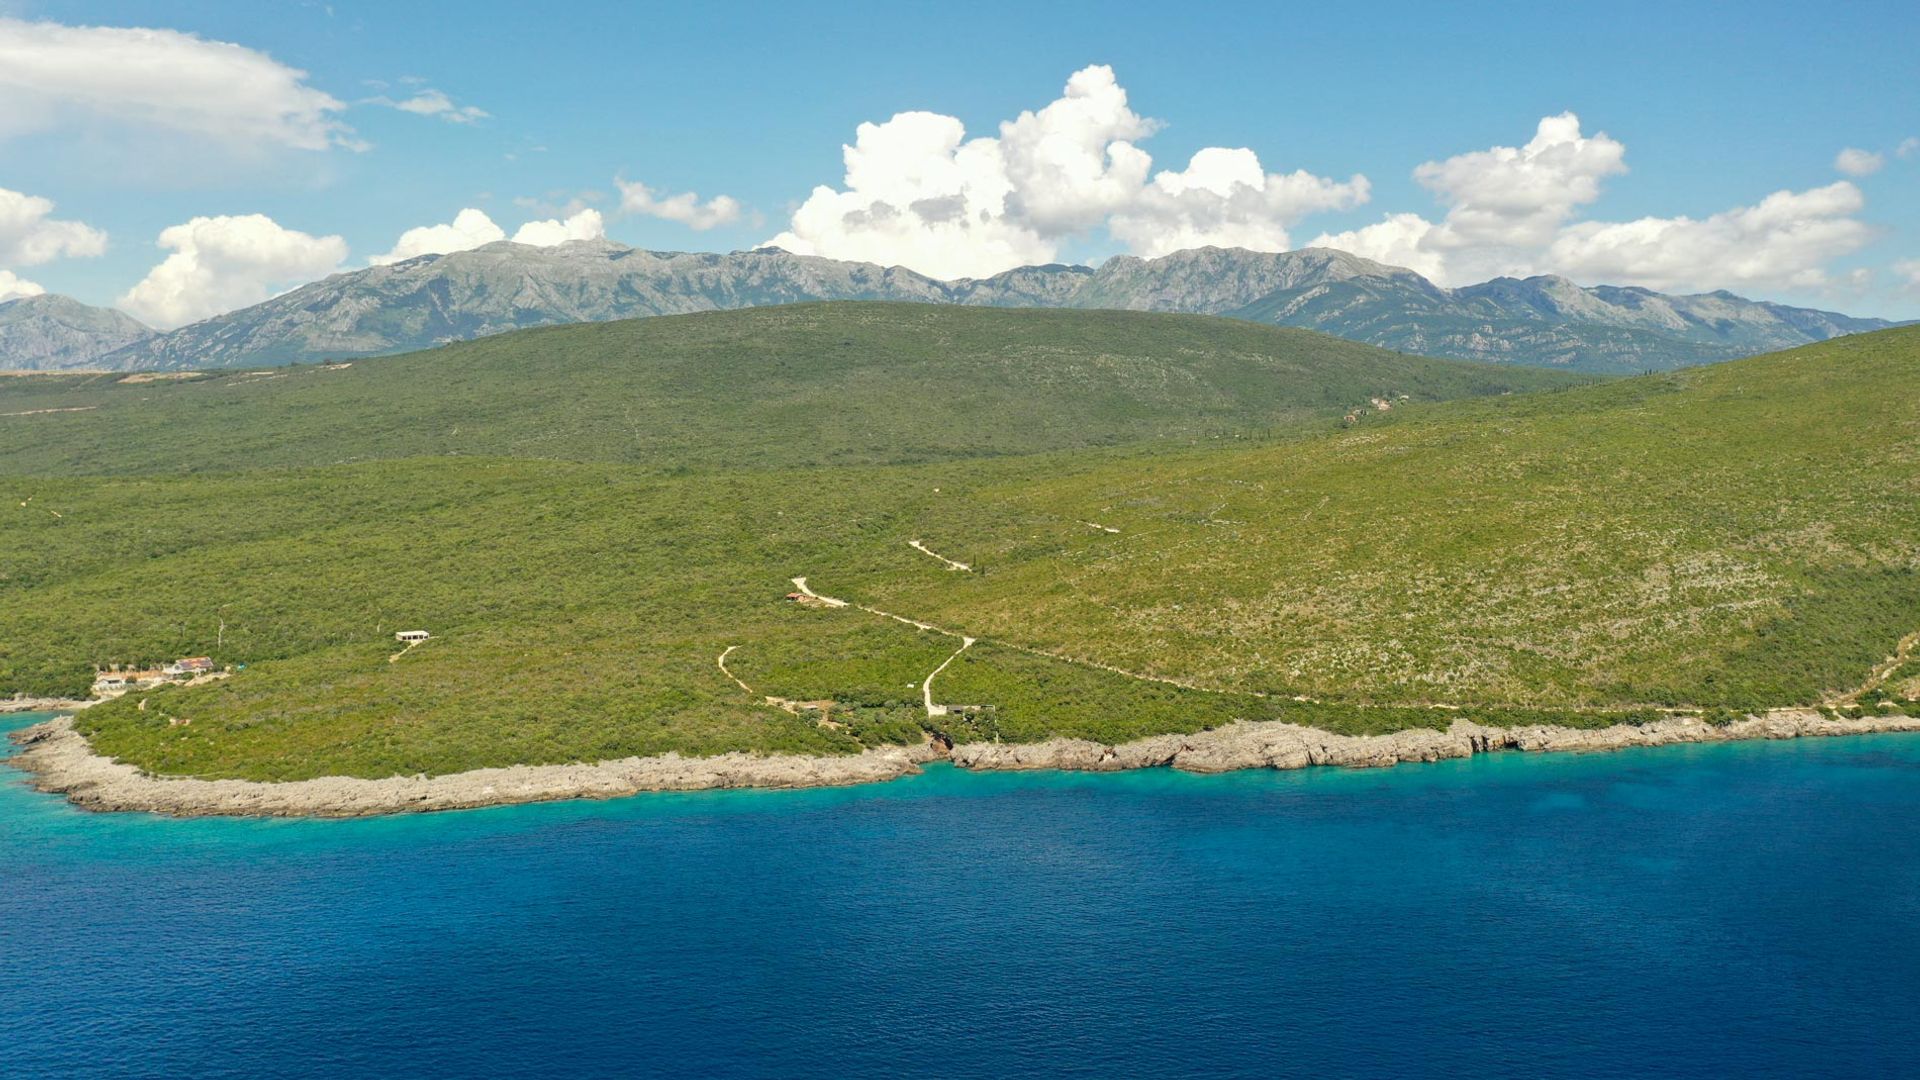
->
[118,214,347,329]
[1314,114,1874,293]
[1416,113,1627,248]
[1545,182,1874,292]
[0,269,45,302]
[510,208,605,246]
[1834,147,1884,176]
[1110,148,1368,258]
[1900,138,1920,160]
[372,206,614,266]
[615,180,743,230]
[0,18,355,150]
[370,88,489,125]
[0,187,107,265]
[1314,113,1625,284]
[370,208,506,265]
[1895,259,1920,295]
[768,64,1367,279]
[771,111,1054,277]
[1308,211,1451,280]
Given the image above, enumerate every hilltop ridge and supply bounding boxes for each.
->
[0,302,1579,475]
[26,242,1896,375]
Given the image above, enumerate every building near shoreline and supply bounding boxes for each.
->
[92,666,175,695]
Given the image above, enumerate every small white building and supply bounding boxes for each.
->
[394,630,431,643]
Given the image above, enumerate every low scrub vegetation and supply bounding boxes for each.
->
[2,311,1914,780]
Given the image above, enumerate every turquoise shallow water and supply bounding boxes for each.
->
[4,710,1920,1078]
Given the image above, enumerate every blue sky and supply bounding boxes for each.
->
[3,0,1917,325]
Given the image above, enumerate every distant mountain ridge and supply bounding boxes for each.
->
[0,294,154,371]
[10,241,1900,373]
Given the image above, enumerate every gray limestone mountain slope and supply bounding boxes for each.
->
[94,241,1093,371]
[0,294,155,372]
[13,241,1899,374]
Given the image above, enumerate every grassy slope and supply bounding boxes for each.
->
[843,327,1920,710]
[0,302,1579,476]
[1,319,1914,781]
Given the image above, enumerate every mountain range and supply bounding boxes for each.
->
[2,241,1899,374]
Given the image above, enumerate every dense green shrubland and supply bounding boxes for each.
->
[2,313,1915,780]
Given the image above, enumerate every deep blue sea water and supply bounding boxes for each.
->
[5,711,1920,1079]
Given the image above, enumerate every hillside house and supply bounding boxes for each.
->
[394,630,431,643]
[91,665,184,696]
[166,657,216,676]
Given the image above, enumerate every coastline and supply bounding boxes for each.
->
[1,697,93,714]
[10,708,1920,818]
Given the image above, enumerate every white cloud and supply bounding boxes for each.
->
[371,88,489,125]
[768,64,1368,279]
[1416,113,1627,249]
[1314,114,1873,294]
[0,18,355,151]
[1897,138,1919,160]
[1834,147,1884,177]
[118,214,347,329]
[370,208,506,265]
[1309,211,1451,280]
[0,269,45,302]
[372,206,615,266]
[1895,259,1920,295]
[0,187,107,265]
[1313,113,1625,285]
[990,64,1156,235]
[1546,182,1873,293]
[615,180,743,231]
[510,208,605,246]
[771,112,1053,278]
[1110,148,1369,258]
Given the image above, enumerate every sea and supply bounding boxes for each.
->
[4,710,1918,1079]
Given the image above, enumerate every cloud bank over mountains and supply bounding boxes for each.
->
[1316,115,1875,291]
[753,70,1888,294]
[764,66,1371,279]
[0,12,1910,325]
[117,215,348,329]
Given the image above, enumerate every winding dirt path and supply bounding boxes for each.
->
[1840,629,1920,705]
[788,577,847,608]
[908,540,971,572]
[923,637,976,716]
[787,572,1906,722]
[792,575,1242,701]
[0,405,98,418]
[717,645,755,696]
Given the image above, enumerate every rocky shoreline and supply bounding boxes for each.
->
[9,709,1920,818]
[1,696,93,714]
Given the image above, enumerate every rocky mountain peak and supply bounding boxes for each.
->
[0,294,155,371]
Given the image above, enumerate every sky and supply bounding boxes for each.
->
[1,0,1917,328]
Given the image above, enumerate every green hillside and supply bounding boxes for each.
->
[843,327,1920,711]
[3,318,1915,783]
[0,302,1578,476]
